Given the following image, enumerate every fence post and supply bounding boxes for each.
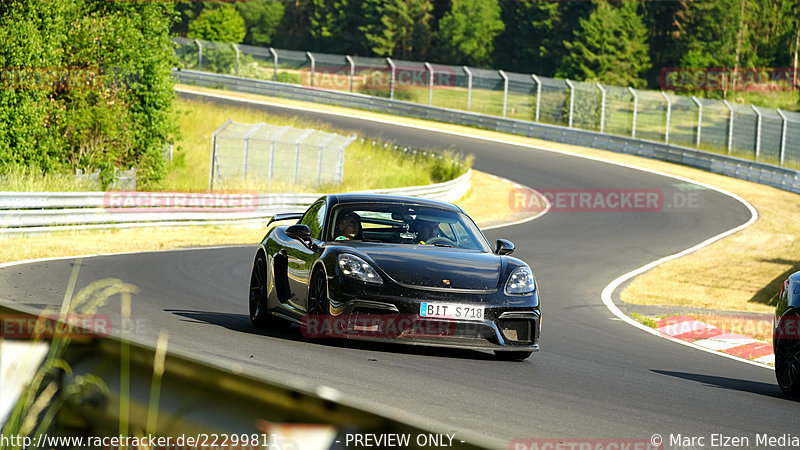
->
[337,138,354,184]
[294,129,314,184]
[345,55,355,93]
[386,57,396,99]
[723,100,734,154]
[531,75,541,123]
[242,123,265,180]
[692,96,703,148]
[194,39,203,70]
[661,91,671,144]
[269,127,290,183]
[565,79,575,128]
[499,70,509,118]
[424,62,434,106]
[306,52,315,86]
[463,66,473,110]
[315,134,336,185]
[209,119,233,190]
[232,44,240,76]
[628,87,638,138]
[269,48,278,81]
[597,83,606,133]
[776,109,788,166]
[209,132,216,190]
[752,105,762,160]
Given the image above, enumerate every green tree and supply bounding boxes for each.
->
[0,0,72,171]
[187,5,246,44]
[436,0,504,66]
[237,0,285,47]
[640,1,690,88]
[493,0,560,74]
[172,1,206,36]
[308,0,369,54]
[0,0,178,188]
[558,1,651,87]
[359,0,433,59]
[676,0,752,70]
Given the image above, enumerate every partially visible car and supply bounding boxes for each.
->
[774,271,800,394]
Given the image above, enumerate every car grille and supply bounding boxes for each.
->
[498,319,533,344]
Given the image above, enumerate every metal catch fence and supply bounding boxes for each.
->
[175,37,800,168]
[210,119,355,190]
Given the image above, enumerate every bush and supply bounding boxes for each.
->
[0,1,179,189]
[276,71,301,84]
[429,151,473,182]
[187,5,245,44]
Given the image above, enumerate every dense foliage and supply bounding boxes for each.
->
[174,0,800,95]
[0,0,178,188]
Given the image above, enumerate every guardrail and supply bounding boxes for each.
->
[0,302,492,449]
[174,69,800,195]
[0,171,471,234]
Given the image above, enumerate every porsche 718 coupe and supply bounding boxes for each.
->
[248,193,540,360]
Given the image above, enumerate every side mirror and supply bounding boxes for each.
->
[285,224,312,241]
[495,239,515,255]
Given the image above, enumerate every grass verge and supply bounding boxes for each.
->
[164,97,470,192]
[0,98,470,193]
[174,85,800,314]
[629,312,659,329]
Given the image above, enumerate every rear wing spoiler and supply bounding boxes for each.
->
[266,213,304,227]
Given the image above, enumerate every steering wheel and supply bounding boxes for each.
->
[424,236,455,246]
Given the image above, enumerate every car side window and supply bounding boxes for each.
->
[300,202,326,240]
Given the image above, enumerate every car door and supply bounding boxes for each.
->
[286,201,326,308]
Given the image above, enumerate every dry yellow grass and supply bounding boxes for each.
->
[0,170,524,264]
[175,85,800,314]
[621,179,799,313]
[457,171,526,227]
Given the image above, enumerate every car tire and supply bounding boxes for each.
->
[775,312,800,396]
[249,253,280,327]
[307,268,330,316]
[494,351,532,361]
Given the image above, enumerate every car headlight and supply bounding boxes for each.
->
[505,266,536,295]
[338,254,383,284]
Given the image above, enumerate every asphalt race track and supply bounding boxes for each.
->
[1,92,794,448]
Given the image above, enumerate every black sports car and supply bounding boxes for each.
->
[774,270,800,394]
[248,193,540,360]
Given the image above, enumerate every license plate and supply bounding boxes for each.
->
[419,302,485,321]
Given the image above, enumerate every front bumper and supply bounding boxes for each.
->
[326,285,540,351]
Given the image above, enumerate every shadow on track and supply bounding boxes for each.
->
[165,308,498,361]
[651,369,788,399]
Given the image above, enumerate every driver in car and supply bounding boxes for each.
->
[411,219,438,244]
[335,212,362,240]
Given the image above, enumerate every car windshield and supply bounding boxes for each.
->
[327,203,491,252]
